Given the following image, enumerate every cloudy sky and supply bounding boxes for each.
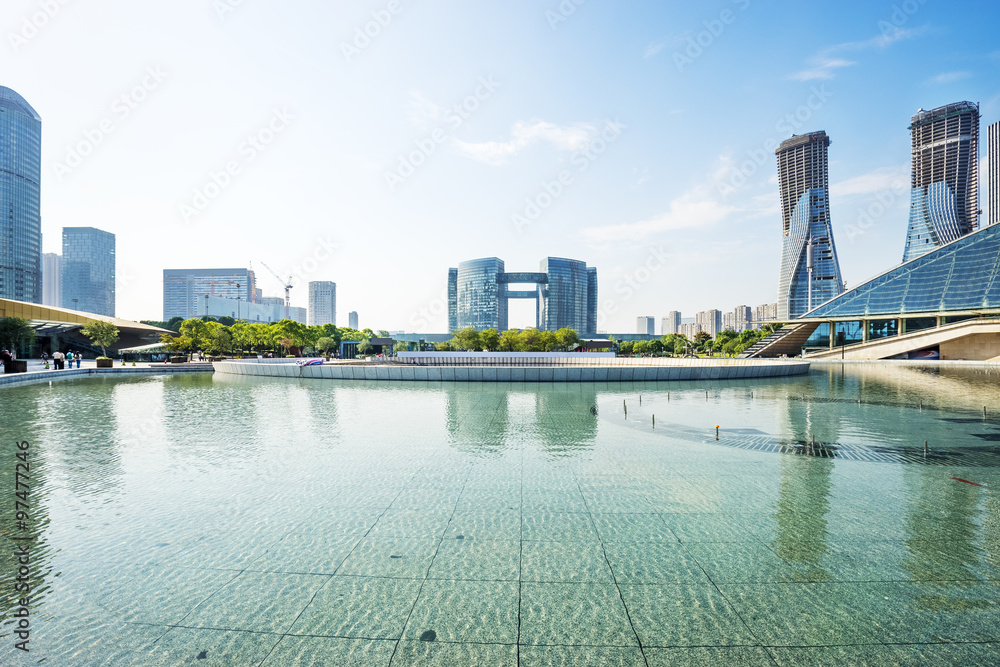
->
[4,0,999,331]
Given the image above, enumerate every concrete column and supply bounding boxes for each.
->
[862,320,869,342]
[828,322,836,349]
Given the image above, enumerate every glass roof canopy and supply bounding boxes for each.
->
[801,222,1000,320]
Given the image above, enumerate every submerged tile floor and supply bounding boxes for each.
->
[1,365,999,665]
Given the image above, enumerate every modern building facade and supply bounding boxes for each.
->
[989,120,999,226]
[696,309,722,338]
[307,281,336,326]
[349,311,358,330]
[903,102,980,262]
[637,316,655,335]
[662,311,681,335]
[163,268,257,320]
[0,87,42,304]
[447,257,598,333]
[776,131,844,320]
[42,252,60,307]
[197,295,305,324]
[61,227,115,316]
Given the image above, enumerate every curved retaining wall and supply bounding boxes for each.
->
[214,360,810,382]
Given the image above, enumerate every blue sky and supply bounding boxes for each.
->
[4,0,998,331]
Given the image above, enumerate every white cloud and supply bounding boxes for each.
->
[787,26,926,81]
[643,41,665,59]
[788,58,856,81]
[454,120,596,165]
[927,71,972,85]
[832,165,909,197]
[583,190,737,242]
[405,90,442,126]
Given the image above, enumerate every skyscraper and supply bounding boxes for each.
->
[447,268,458,332]
[61,227,115,316]
[538,257,591,333]
[42,252,61,307]
[662,311,681,335]
[636,316,654,335]
[455,257,507,331]
[0,87,42,303]
[903,102,980,262]
[307,281,336,326]
[586,267,598,334]
[163,268,257,320]
[775,131,844,320]
[348,311,358,330]
[989,120,999,226]
[696,309,722,338]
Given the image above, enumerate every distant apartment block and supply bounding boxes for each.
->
[349,311,359,330]
[696,309,722,338]
[62,227,115,316]
[42,253,61,307]
[662,311,681,335]
[308,281,336,326]
[163,268,257,320]
[637,316,655,335]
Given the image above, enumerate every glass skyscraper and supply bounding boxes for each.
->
[42,252,61,307]
[989,120,998,227]
[61,227,115,316]
[163,268,257,320]
[448,257,597,333]
[0,86,42,304]
[775,131,844,320]
[307,281,336,326]
[903,101,980,262]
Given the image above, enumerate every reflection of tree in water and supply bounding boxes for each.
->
[771,397,836,579]
[0,385,54,628]
[445,384,598,459]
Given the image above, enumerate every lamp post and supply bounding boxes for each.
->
[204,294,209,318]
[236,282,241,321]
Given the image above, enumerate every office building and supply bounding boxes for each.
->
[0,87,42,303]
[637,316,655,335]
[989,120,999,226]
[662,311,681,335]
[448,256,598,333]
[903,102,980,262]
[163,268,257,320]
[775,131,844,320]
[349,311,358,330]
[42,252,60,307]
[198,295,305,324]
[307,281,336,326]
[61,227,115,316]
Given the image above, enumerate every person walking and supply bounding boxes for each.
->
[66,350,74,368]
[52,350,64,370]
[75,351,82,368]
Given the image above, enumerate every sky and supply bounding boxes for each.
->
[3,0,999,332]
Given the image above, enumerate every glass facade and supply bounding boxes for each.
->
[456,257,506,331]
[162,268,257,320]
[775,132,844,320]
[903,102,980,262]
[0,87,42,304]
[447,268,458,332]
[42,252,60,307]
[539,257,590,333]
[307,281,336,326]
[587,267,598,334]
[806,222,1000,319]
[61,227,115,316]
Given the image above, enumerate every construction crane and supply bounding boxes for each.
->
[260,262,293,319]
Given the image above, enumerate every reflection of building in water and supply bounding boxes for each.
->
[445,385,598,458]
[835,363,1000,415]
[771,398,836,577]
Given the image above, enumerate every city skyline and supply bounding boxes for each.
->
[2,1,999,329]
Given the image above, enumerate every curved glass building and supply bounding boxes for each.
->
[0,86,42,304]
[775,131,844,320]
[456,257,507,331]
[903,102,980,263]
[539,257,590,333]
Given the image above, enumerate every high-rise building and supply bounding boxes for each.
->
[775,131,844,320]
[447,268,458,332]
[163,268,257,320]
[662,311,681,335]
[61,227,115,316]
[754,302,778,326]
[989,120,999,226]
[348,311,358,330]
[42,252,61,307]
[734,305,752,331]
[636,316,655,335]
[449,257,598,333]
[696,309,722,338]
[307,281,336,326]
[0,87,42,303]
[903,102,980,262]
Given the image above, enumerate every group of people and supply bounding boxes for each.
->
[42,350,82,370]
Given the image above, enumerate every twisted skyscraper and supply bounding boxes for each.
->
[0,86,42,303]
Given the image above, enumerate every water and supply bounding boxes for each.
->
[1,364,998,665]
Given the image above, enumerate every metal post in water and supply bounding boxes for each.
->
[715,425,719,440]
[652,415,655,428]
[924,440,928,455]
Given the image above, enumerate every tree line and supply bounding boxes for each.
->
[616,325,781,357]
[158,317,379,357]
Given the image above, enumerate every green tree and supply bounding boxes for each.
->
[160,333,194,352]
[633,340,649,356]
[393,340,410,353]
[453,326,481,351]
[554,328,580,350]
[0,317,36,354]
[517,328,542,351]
[358,339,372,355]
[480,328,500,351]
[539,330,557,352]
[179,318,210,350]
[647,339,663,355]
[203,322,232,355]
[618,340,634,355]
[434,341,453,351]
[498,329,520,352]
[81,320,120,358]
[316,336,337,356]
[693,330,711,346]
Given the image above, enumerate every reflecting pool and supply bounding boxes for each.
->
[1,364,999,665]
